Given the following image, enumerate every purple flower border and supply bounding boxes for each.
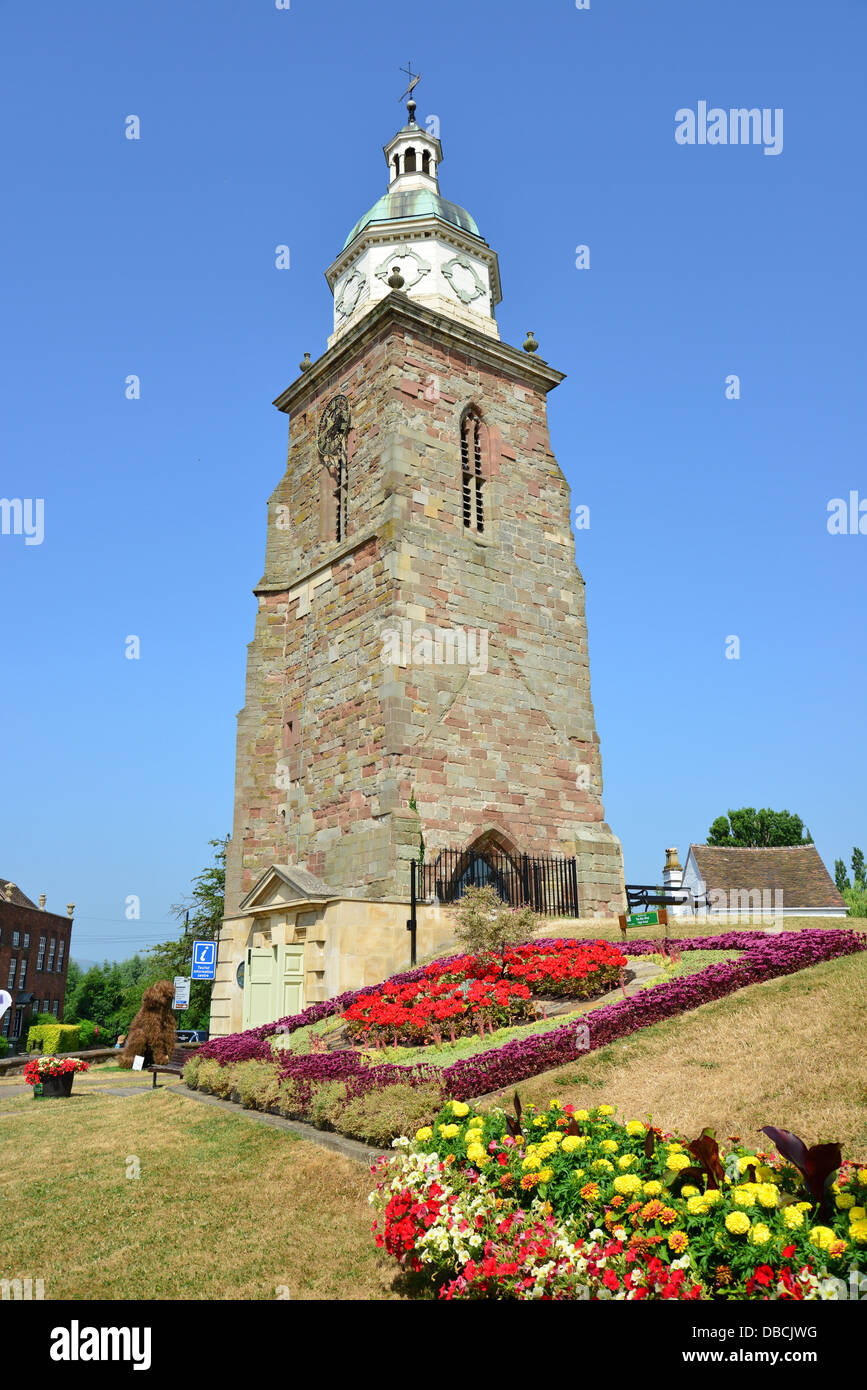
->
[197,929,864,1097]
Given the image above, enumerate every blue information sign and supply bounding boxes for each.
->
[191,939,217,981]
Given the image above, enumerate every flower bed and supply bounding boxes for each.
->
[371,1097,867,1300]
[343,940,626,1048]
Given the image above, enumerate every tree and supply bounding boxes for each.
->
[707,808,813,848]
[835,858,851,894]
[851,848,866,890]
[452,884,537,960]
[141,837,227,1030]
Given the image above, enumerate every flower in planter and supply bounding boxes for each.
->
[23,1056,89,1086]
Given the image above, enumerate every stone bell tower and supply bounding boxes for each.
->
[211,92,625,1036]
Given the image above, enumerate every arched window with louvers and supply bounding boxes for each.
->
[460,407,488,535]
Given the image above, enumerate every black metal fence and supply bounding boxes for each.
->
[416,847,580,918]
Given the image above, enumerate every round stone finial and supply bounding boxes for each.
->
[523,330,539,354]
[387,265,406,290]
[299,352,312,374]
[407,98,417,125]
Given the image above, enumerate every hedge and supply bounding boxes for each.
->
[26,1023,80,1054]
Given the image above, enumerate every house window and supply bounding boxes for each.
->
[17,959,26,988]
[47,938,56,972]
[51,1000,59,1017]
[57,939,65,972]
[7,958,16,989]
[461,410,486,533]
[37,936,46,970]
[23,932,30,949]
[1,1010,9,1037]
[43,998,50,1013]
[12,931,20,948]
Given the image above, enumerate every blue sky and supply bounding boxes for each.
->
[1,0,864,961]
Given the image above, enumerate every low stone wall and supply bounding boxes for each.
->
[0,1046,117,1075]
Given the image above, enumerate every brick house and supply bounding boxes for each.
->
[0,879,74,1047]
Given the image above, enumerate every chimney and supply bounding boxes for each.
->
[5,883,16,902]
[662,848,683,899]
[39,894,46,910]
[66,903,75,918]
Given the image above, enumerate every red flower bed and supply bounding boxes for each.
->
[23,1056,89,1086]
[343,940,626,1048]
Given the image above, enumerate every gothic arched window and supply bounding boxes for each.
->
[460,409,487,534]
[393,154,401,179]
[422,150,431,175]
[404,146,417,173]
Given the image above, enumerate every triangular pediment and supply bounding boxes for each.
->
[239,864,337,913]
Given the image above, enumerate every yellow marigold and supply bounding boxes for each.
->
[439,1123,460,1139]
[451,1101,470,1118]
[572,1169,586,1181]
[617,1154,638,1170]
[561,1135,583,1154]
[415,1126,433,1142]
[575,1109,590,1122]
[668,1231,689,1254]
[681,1185,700,1197]
[666,1142,683,1153]
[849,1206,866,1222]
[850,1221,867,1245]
[783,1206,805,1230]
[856,1169,867,1187]
[808,1226,836,1251]
[580,1182,600,1201]
[750,1223,772,1246]
[532,1116,548,1127]
[659,1207,678,1226]
[756,1165,777,1183]
[725,1212,751,1235]
[687,1196,709,1217]
[666,1153,690,1172]
[613,1174,642,1196]
[643,1181,663,1197]
[625,1121,646,1136]
[522,1155,541,1171]
[836,1192,855,1210]
[591,1159,614,1174]
[732,1186,756,1208]
[542,1131,563,1145]
[538,1168,554,1184]
[468,1116,484,1129]
[597,1105,615,1116]
[757,1184,779,1209]
[600,1140,619,1154]
[703,1190,722,1206]
[550,1098,563,1110]
[467,1145,486,1164]
[737,1155,758,1174]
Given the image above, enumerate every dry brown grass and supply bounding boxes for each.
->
[484,951,867,1158]
[0,1088,399,1300]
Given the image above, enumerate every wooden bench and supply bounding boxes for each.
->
[150,1043,200,1088]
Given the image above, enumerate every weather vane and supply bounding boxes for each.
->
[398,62,421,119]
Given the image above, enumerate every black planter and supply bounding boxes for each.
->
[38,1072,75,1099]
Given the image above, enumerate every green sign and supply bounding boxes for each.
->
[627,911,659,927]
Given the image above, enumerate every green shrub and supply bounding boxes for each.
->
[192,1056,236,1099]
[844,887,867,918]
[0,1037,8,1057]
[234,1060,285,1111]
[182,1055,201,1087]
[26,1023,80,1054]
[77,1019,105,1049]
[335,1081,444,1147]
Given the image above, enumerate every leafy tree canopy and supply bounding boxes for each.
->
[707,808,813,849]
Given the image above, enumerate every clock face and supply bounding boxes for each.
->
[317,394,351,459]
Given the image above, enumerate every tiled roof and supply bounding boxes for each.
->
[688,845,846,909]
[0,878,39,910]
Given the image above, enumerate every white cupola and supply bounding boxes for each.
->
[324,95,502,346]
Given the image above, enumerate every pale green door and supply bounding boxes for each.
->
[277,945,305,1018]
[243,946,277,1029]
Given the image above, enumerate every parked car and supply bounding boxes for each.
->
[176,1028,208,1044]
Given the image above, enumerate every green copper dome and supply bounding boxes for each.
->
[343,188,481,250]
